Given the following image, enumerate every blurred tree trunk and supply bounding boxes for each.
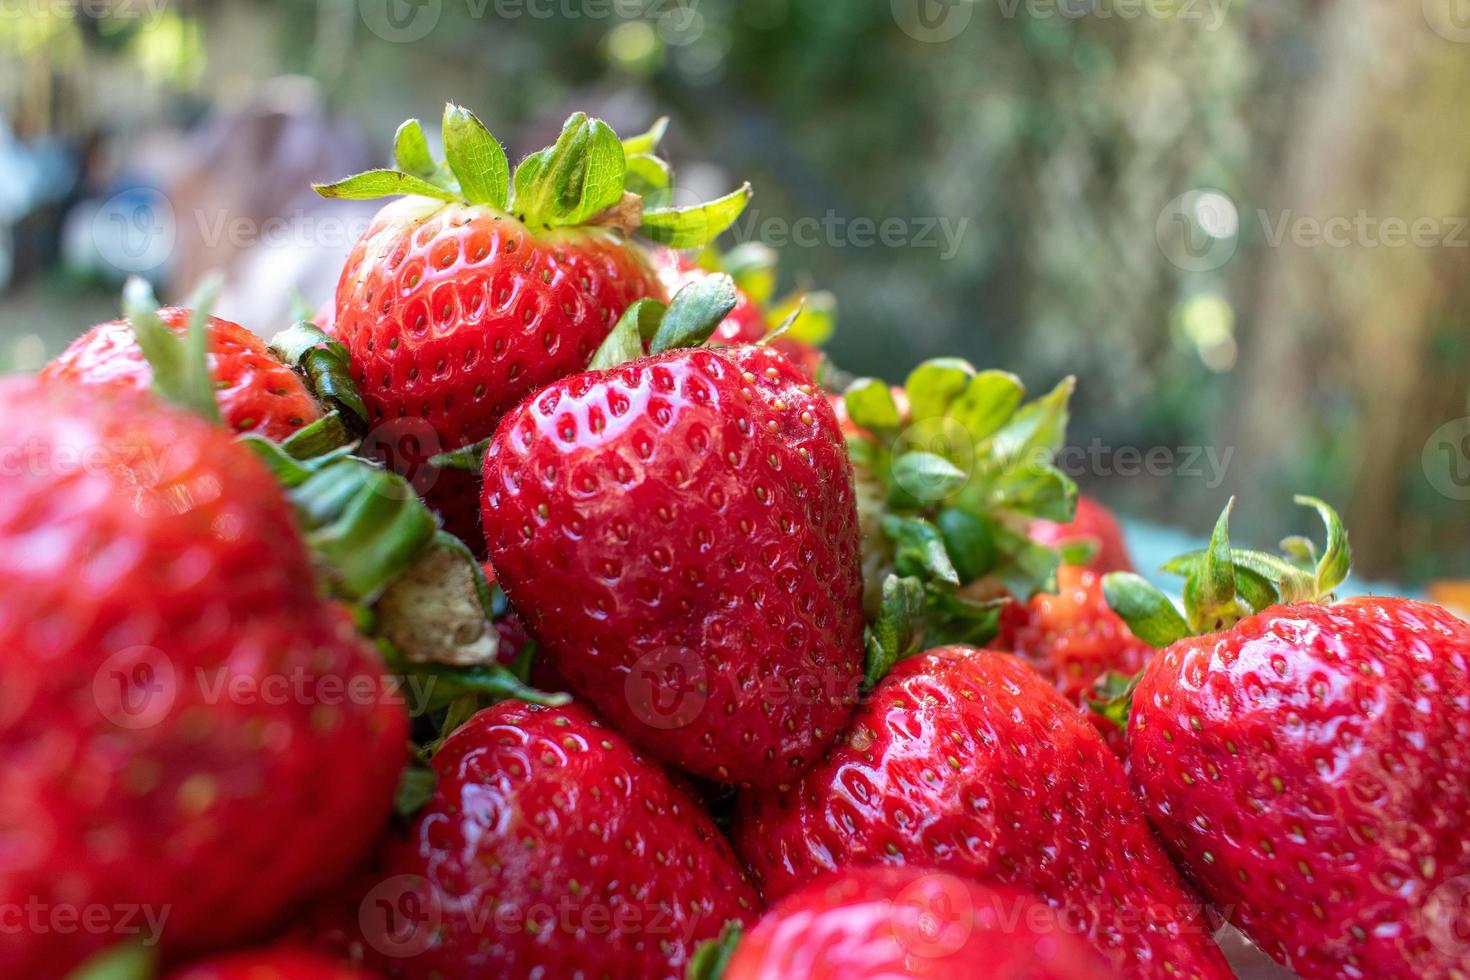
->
[1229,0,1470,577]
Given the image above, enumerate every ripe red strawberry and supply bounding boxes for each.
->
[40,307,321,443]
[732,647,1230,979]
[1029,495,1134,574]
[168,947,379,979]
[480,343,865,786]
[0,377,407,977]
[997,564,1154,753]
[713,866,1111,979]
[317,107,749,541]
[1109,499,1470,978]
[344,700,760,978]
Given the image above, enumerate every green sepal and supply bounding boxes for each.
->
[313,169,461,203]
[620,116,668,156]
[936,507,996,584]
[640,184,752,249]
[882,514,960,586]
[277,411,353,459]
[769,289,836,346]
[428,437,491,472]
[122,275,221,423]
[649,274,738,354]
[1102,572,1191,649]
[922,589,1006,648]
[687,920,743,980]
[624,153,672,208]
[1055,538,1100,568]
[889,451,967,506]
[393,118,440,182]
[242,438,437,604]
[1295,495,1350,597]
[64,943,155,980]
[990,525,1061,601]
[393,763,436,821]
[388,653,571,716]
[979,461,1076,523]
[268,320,368,422]
[862,575,927,687]
[950,370,1024,443]
[442,103,510,210]
[1184,498,1241,634]
[904,358,974,423]
[991,375,1074,466]
[511,113,626,229]
[590,298,666,370]
[843,378,902,433]
[1087,670,1141,734]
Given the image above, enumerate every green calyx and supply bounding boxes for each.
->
[1103,495,1352,652]
[121,276,222,423]
[846,360,1078,685]
[686,921,744,980]
[588,271,740,369]
[695,241,838,348]
[314,105,750,249]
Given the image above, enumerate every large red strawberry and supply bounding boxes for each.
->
[732,647,1230,979]
[480,304,864,786]
[316,106,749,542]
[1106,497,1470,978]
[0,377,407,978]
[334,700,759,978]
[997,563,1154,753]
[40,306,322,443]
[167,947,379,980]
[1029,494,1134,574]
[708,866,1111,979]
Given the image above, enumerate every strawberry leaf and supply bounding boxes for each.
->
[1102,572,1190,649]
[1295,494,1351,596]
[269,320,368,422]
[123,274,222,423]
[313,169,461,203]
[687,920,743,980]
[590,298,665,370]
[905,358,974,423]
[624,153,672,208]
[512,113,626,228]
[620,116,668,156]
[722,242,778,306]
[863,574,928,687]
[393,118,439,181]
[640,183,752,248]
[649,273,737,354]
[883,514,961,586]
[442,103,509,210]
[769,289,836,345]
[889,451,967,506]
[843,378,902,433]
[951,370,1024,442]
[935,507,996,584]
[1185,497,1240,633]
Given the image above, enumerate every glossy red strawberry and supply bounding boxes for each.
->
[481,344,865,786]
[344,700,759,978]
[1029,495,1133,574]
[718,866,1111,979]
[317,107,749,542]
[0,378,406,977]
[1129,597,1470,978]
[733,648,1229,979]
[41,308,321,442]
[997,564,1154,753]
[168,947,379,979]
[652,247,768,345]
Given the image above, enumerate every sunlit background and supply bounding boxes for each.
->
[3,0,1469,588]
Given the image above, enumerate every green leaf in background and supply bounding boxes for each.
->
[904,358,975,422]
[882,514,960,586]
[687,920,744,980]
[441,103,509,210]
[863,574,927,687]
[980,461,1076,523]
[991,526,1061,601]
[640,184,752,248]
[649,274,737,354]
[991,375,1074,467]
[619,116,668,156]
[123,275,221,423]
[769,289,836,346]
[721,242,778,306]
[64,943,155,980]
[313,169,461,203]
[843,377,902,433]
[1087,670,1141,733]
[393,118,438,182]
[1102,572,1191,649]
[393,764,436,820]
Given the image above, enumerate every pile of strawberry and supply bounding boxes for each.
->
[5,105,1467,980]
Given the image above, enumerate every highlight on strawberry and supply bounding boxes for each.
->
[1103,497,1470,979]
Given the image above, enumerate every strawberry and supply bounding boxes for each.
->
[0,376,407,977]
[731,647,1230,979]
[703,866,1112,980]
[167,947,379,980]
[316,107,750,541]
[1029,494,1134,573]
[40,306,322,443]
[997,564,1154,754]
[1105,497,1470,978]
[336,700,760,978]
[480,316,865,786]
